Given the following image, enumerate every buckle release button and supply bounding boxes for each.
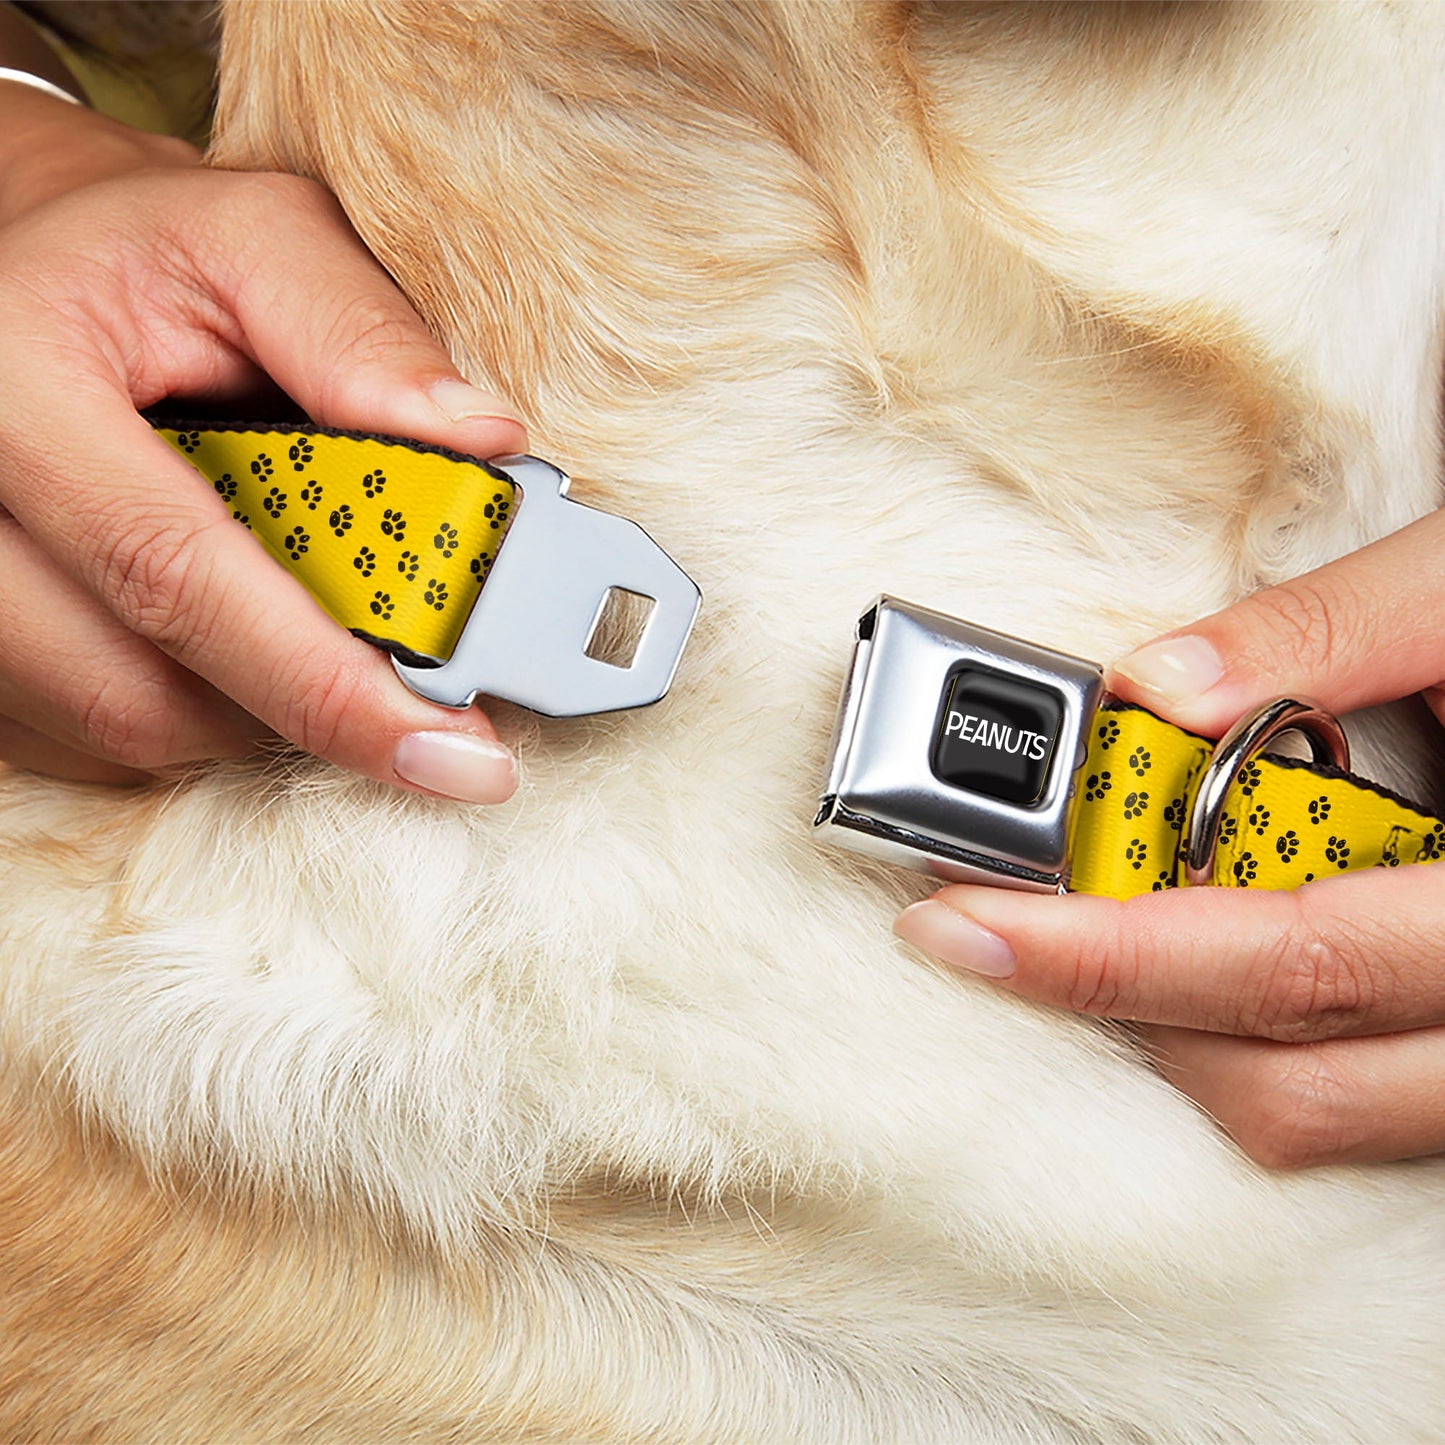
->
[932,670,1063,806]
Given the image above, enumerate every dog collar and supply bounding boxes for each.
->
[816,597,1445,898]
[156,422,700,717]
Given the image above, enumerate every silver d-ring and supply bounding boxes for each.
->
[1183,698,1350,887]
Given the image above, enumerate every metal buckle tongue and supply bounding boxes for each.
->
[393,455,700,717]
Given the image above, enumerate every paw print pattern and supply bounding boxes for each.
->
[1248,806,1271,836]
[213,472,238,502]
[329,504,354,537]
[397,550,420,581]
[176,430,201,454]
[1128,748,1151,777]
[1150,869,1172,892]
[1084,771,1113,802]
[1163,798,1186,833]
[1234,761,1263,797]
[370,591,394,620]
[1324,834,1351,869]
[1096,718,1120,750]
[300,483,324,510]
[433,522,459,558]
[1275,830,1299,861]
[470,553,494,585]
[423,578,449,611]
[483,491,512,530]
[1122,790,1149,820]
[283,527,310,558]
[363,470,386,498]
[353,546,376,577]
[232,511,251,528]
[1219,813,1238,845]
[1308,796,1331,825]
[288,438,314,472]
[1232,851,1258,885]
[263,487,287,518]
[1125,837,1148,871]
[380,508,406,541]
[250,454,274,482]
[1421,824,1445,861]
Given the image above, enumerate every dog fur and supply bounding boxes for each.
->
[5,1,1445,1438]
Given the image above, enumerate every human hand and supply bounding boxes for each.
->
[0,85,527,798]
[895,507,1445,1168]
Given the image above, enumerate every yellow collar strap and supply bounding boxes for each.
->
[156,422,700,717]
[815,597,1443,898]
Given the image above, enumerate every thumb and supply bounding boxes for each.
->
[1107,507,1445,735]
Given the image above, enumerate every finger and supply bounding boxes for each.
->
[181,172,528,458]
[1143,1023,1445,1169]
[0,391,518,802]
[0,714,152,786]
[1105,507,1445,735]
[894,864,1445,1042]
[0,513,264,767]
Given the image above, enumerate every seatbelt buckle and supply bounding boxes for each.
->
[393,455,701,717]
[814,597,1105,893]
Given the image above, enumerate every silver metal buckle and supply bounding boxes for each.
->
[393,455,701,717]
[1183,697,1349,886]
[815,597,1104,893]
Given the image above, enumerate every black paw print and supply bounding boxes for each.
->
[1122,790,1150,820]
[1324,834,1351,870]
[1084,771,1113,802]
[1219,813,1238,845]
[433,522,459,558]
[1150,869,1172,892]
[1125,837,1148,871]
[397,550,420,581]
[1248,806,1271,836]
[483,491,512,530]
[176,429,201,454]
[213,472,237,502]
[287,438,314,472]
[1234,761,1263,797]
[300,482,324,510]
[1233,851,1258,885]
[380,508,406,540]
[250,453,274,481]
[1096,718,1120,750]
[1275,829,1300,861]
[329,504,354,537]
[370,590,394,620]
[262,487,287,518]
[423,578,449,611]
[232,511,251,528]
[363,469,387,498]
[1308,795,1332,825]
[1421,824,1445,860]
[470,552,493,584]
[1163,798,1185,833]
[283,527,310,557]
[353,546,376,577]
[1128,748,1151,776]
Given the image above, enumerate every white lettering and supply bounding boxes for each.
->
[945,710,965,737]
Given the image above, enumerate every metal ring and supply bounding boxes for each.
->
[1183,698,1350,886]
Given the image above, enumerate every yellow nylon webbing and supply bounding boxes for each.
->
[1070,704,1445,898]
[157,423,515,662]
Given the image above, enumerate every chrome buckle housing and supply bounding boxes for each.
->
[393,455,701,717]
[815,598,1104,892]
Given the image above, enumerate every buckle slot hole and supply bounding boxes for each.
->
[585,586,656,669]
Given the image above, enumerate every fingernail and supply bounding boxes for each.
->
[1113,635,1224,707]
[393,731,516,804]
[429,378,521,425]
[893,900,1016,979]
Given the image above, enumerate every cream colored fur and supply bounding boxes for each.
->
[4,1,1445,1438]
